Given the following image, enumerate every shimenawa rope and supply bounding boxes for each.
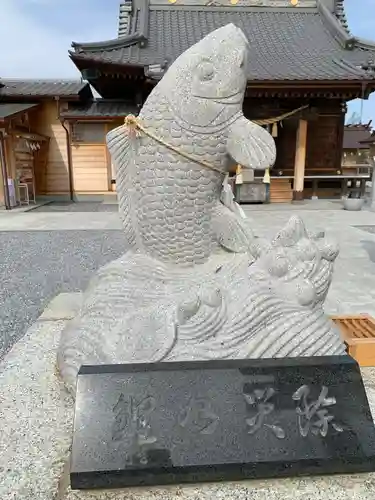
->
[123,104,308,174]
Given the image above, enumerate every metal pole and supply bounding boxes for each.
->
[0,131,11,210]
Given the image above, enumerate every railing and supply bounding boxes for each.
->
[341,163,372,176]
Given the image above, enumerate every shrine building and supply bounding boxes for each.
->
[1,0,375,207]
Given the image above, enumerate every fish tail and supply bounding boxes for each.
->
[106,126,138,248]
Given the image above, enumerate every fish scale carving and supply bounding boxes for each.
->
[132,91,226,265]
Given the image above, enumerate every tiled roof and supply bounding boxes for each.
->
[343,125,374,149]
[0,103,38,120]
[0,79,92,98]
[71,1,375,82]
[60,99,138,118]
[359,131,375,145]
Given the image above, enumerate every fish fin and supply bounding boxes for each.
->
[106,125,137,248]
[227,116,276,170]
[212,202,258,256]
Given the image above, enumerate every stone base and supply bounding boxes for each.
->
[292,191,304,202]
[2,293,375,500]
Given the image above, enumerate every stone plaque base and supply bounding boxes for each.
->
[71,356,375,490]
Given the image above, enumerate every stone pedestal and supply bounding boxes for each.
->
[1,294,375,500]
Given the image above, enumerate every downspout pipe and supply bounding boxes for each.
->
[60,119,74,202]
[0,130,11,210]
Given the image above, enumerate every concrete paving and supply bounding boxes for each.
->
[0,211,122,230]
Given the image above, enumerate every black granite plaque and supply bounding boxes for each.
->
[71,356,375,490]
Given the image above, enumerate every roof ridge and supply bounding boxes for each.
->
[334,0,350,34]
[331,1,375,53]
[345,123,372,129]
[317,0,355,50]
[87,98,137,103]
[0,80,92,99]
[149,4,316,12]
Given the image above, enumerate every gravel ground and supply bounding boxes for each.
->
[0,230,126,359]
[31,202,118,212]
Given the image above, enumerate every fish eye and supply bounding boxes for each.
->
[198,62,215,82]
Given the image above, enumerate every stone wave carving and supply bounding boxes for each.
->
[58,214,345,395]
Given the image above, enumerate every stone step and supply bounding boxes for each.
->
[270,179,293,203]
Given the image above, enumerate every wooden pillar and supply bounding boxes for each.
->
[0,132,7,207]
[293,119,308,201]
[5,134,16,179]
[335,109,345,172]
[369,144,375,212]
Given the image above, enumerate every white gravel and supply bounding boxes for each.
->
[0,229,126,359]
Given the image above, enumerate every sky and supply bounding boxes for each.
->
[0,0,374,121]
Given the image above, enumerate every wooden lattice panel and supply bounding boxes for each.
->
[331,314,375,367]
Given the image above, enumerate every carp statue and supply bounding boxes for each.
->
[58,24,345,395]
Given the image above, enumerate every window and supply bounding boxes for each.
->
[71,122,106,143]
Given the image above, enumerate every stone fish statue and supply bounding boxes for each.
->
[57,24,346,395]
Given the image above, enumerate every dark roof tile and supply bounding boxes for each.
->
[343,125,374,149]
[359,131,375,145]
[60,99,138,118]
[0,79,91,98]
[71,5,375,81]
[0,103,38,120]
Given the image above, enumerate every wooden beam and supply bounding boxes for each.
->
[293,119,308,201]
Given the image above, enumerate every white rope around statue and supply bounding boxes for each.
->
[123,115,225,175]
[123,115,246,217]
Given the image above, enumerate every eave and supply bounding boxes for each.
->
[71,33,147,53]
[354,36,375,53]
[69,53,145,75]
[0,103,39,126]
[0,94,85,103]
[61,116,123,121]
[71,0,149,53]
